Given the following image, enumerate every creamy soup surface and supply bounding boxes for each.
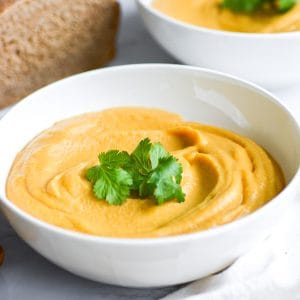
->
[6,108,285,237]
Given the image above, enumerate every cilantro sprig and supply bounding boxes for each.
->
[86,138,185,205]
[222,0,298,13]
[86,151,132,205]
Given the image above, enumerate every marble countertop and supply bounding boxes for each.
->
[0,1,299,299]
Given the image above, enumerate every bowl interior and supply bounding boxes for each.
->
[0,65,299,203]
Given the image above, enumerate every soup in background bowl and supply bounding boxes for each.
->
[152,0,300,33]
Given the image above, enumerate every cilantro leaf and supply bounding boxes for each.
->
[128,139,170,192]
[98,150,130,168]
[134,155,185,203]
[149,156,183,186]
[130,138,152,175]
[277,0,297,11]
[86,138,185,205]
[86,151,132,205]
[92,167,132,205]
[147,156,185,204]
[86,165,102,184]
[222,0,297,13]
[154,178,185,205]
[222,0,264,12]
[149,142,169,169]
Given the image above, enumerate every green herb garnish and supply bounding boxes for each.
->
[277,0,298,11]
[222,0,263,12]
[222,0,298,13]
[86,138,185,205]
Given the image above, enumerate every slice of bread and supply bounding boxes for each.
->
[0,0,119,108]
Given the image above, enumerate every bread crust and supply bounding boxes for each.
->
[0,0,119,108]
[0,0,17,13]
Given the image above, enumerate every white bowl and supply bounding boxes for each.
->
[137,0,300,88]
[0,64,299,288]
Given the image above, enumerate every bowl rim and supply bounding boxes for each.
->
[136,0,300,38]
[0,63,299,246]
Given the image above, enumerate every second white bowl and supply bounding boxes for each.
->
[137,0,300,88]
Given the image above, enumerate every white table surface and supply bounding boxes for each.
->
[0,1,299,299]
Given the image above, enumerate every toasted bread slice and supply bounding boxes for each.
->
[0,0,119,108]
